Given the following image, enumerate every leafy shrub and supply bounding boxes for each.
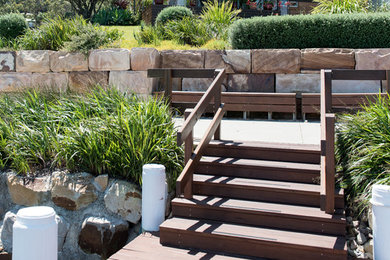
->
[165,16,212,46]
[93,7,138,25]
[312,0,369,14]
[200,0,240,40]
[0,13,27,39]
[0,88,183,188]
[155,6,193,25]
[336,95,390,212]
[134,22,162,45]
[229,12,390,49]
[202,39,230,49]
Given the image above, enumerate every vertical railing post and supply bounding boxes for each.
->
[214,70,223,140]
[183,108,193,199]
[385,70,390,94]
[163,69,173,105]
[320,69,335,214]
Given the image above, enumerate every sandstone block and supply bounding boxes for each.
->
[130,48,160,70]
[7,174,50,206]
[78,216,129,258]
[205,50,251,73]
[0,52,15,72]
[332,80,380,93]
[89,49,130,71]
[0,211,16,252]
[94,174,108,192]
[50,51,88,72]
[109,71,156,95]
[161,50,204,68]
[227,74,274,92]
[68,71,108,93]
[182,78,215,91]
[31,73,68,92]
[16,50,50,73]
[0,73,31,92]
[301,48,355,69]
[104,180,141,224]
[355,49,390,70]
[252,49,300,74]
[51,171,98,211]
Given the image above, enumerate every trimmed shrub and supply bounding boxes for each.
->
[229,12,390,49]
[155,6,193,25]
[336,94,390,212]
[0,13,27,39]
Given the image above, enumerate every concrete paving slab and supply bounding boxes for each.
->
[174,118,320,145]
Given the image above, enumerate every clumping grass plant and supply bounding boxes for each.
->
[336,94,390,213]
[0,88,183,189]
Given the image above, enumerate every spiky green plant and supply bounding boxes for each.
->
[312,0,369,14]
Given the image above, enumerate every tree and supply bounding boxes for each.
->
[67,0,108,19]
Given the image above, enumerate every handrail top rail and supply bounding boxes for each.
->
[323,69,388,81]
[147,68,218,79]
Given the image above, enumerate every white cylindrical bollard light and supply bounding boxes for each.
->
[13,206,58,260]
[370,184,390,260]
[142,164,167,231]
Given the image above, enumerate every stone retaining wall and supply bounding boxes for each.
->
[1,48,390,95]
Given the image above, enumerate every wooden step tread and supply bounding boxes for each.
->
[200,156,320,171]
[160,217,346,251]
[207,140,321,152]
[172,195,345,223]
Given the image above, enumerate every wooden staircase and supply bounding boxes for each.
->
[160,141,347,260]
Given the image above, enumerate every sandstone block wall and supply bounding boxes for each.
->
[1,48,390,95]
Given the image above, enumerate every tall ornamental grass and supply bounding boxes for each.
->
[0,88,183,188]
[336,94,390,212]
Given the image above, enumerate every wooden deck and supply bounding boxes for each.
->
[108,232,258,260]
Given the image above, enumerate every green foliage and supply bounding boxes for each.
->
[200,0,240,40]
[165,16,212,46]
[134,23,162,45]
[312,0,369,14]
[0,88,183,189]
[336,95,390,212]
[229,12,390,49]
[93,7,139,25]
[0,13,27,39]
[155,6,193,26]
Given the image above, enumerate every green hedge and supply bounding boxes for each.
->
[229,13,390,49]
[0,13,27,39]
[156,6,193,25]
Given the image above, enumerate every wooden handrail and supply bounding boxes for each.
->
[177,69,225,145]
[176,104,225,198]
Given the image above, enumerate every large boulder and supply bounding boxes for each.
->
[252,49,301,74]
[68,71,108,93]
[89,49,130,71]
[0,211,16,252]
[0,73,32,92]
[50,52,88,72]
[130,48,160,71]
[93,174,108,192]
[104,180,141,224]
[205,50,251,73]
[51,171,98,211]
[16,50,51,73]
[78,216,129,258]
[109,71,156,96]
[7,174,50,206]
[161,50,204,68]
[301,48,355,69]
[227,74,274,92]
[355,49,390,70]
[0,52,15,72]
[31,73,68,92]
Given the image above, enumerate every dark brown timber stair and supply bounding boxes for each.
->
[160,140,347,260]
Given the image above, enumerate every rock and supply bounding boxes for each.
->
[104,180,142,224]
[227,74,274,92]
[353,220,360,227]
[7,174,50,206]
[50,52,88,72]
[276,74,320,93]
[161,50,204,68]
[205,50,251,73]
[31,73,68,92]
[16,50,51,73]
[109,71,156,95]
[0,211,16,252]
[130,48,160,71]
[348,248,359,258]
[0,73,32,92]
[56,215,70,251]
[0,173,11,219]
[68,71,109,93]
[357,232,367,245]
[51,171,98,211]
[349,239,358,250]
[78,216,129,258]
[355,49,390,70]
[364,239,373,255]
[0,52,15,72]
[301,48,355,69]
[252,49,300,74]
[182,78,218,91]
[94,175,108,192]
[368,208,373,228]
[89,49,130,71]
[365,252,373,259]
